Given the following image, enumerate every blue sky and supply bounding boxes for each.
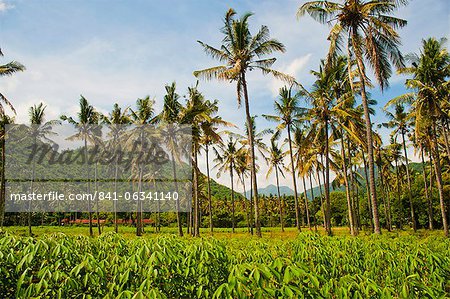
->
[0,0,449,190]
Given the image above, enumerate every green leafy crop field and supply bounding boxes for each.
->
[0,231,449,298]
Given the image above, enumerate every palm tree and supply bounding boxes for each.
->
[199,112,231,234]
[235,148,252,233]
[129,96,158,236]
[194,8,293,237]
[27,103,58,236]
[213,136,242,233]
[157,82,185,236]
[263,86,304,231]
[382,104,416,231]
[0,51,25,225]
[266,138,286,231]
[61,96,99,237]
[0,50,25,116]
[180,84,219,237]
[389,38,449,236]
[298,0,408,234]
[102,103,131,233]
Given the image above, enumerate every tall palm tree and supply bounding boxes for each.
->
[382,104,416,231]
[102,103,131,233]
[194,9,293,237]
[27,103,58,236]
[129,96,158,236]
[157,82,184,236]
[213,136,242,233]
[263,86,304,231]
[61,96,100,237]
[266,138,286,231]
[389,37,449,236]
[200,113,231,234]
[298,0,408,234]
[180,84,219,237]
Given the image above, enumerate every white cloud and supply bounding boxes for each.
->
[0,1,13,12]
[269,54,312,95]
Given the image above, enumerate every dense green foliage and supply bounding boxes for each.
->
[1,232,448,298]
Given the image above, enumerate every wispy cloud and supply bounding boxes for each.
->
[269,54,312,95]
[0,1,13,12]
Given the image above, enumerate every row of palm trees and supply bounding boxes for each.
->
[0,1,448,237]
[192,1,448,237]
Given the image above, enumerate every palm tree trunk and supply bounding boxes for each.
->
[302,175,311,230]
[361,149,374,231]
[28,157,36,236]
[378,167,390,232]
[341,134,357,236]
[353,36,381,234]
[401,131,416,232]
[309,172,318,232]
[242,177,250,233]
[84,137,93,237]
[316,169,326,228]
[431,122,448,237]
[136,166,143,236]
[275,166,284,232]
[95,162,101,235]
[192,142,200,237]
[114,152,119,233]
[287,124,301,232]
[421,146,433,230]
[230,162,235,233]
[170,148,183,237]
[242,73,261,237]
[324,120,332,236]
[0,131,5,228]
[206,145,213,234]
[442,120,450,159]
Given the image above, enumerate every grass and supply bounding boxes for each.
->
[2,225,446,240]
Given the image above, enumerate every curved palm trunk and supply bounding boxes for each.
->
[431,122,448,237]
[421,146,433,230]
[341,134,357,236]
[275,166,284,232]
[302,175,311,230]
[242,73,261,237]
[287,124,301,232]
[353,37,381,234]
[205,145,213,234]
[324,120,332,236]
[401,131,416,232]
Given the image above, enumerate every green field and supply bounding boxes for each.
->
[1,228,449,298]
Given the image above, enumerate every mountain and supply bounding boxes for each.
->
[244,184,294,198]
